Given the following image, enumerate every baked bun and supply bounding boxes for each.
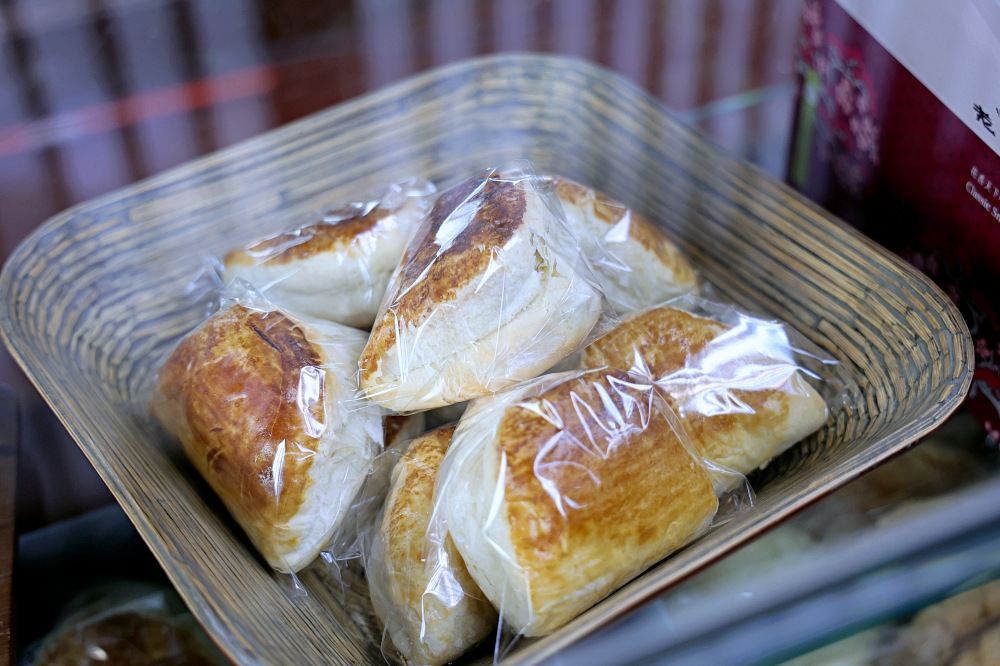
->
[545,176,697,313]
[366,425,497,665]
[324,413,428,562]
[222,180,434,329]
[359,170,606,412]
[437,369,718,636]
[151,303,382,573]
[582,305,828,476]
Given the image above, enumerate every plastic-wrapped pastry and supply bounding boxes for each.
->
[365,425,497,665]
[544,175,698,313]
[887,579,1000,666]
[30,584,226,666]
[222,179,436,329]
[151,296,382,573]
[359,165,613,413]
[432,368,721,636]
[323,413,428,565]
[582,302,829,476]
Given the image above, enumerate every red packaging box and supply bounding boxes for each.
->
[789,0,1000,440]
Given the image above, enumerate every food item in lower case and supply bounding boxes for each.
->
[545,175,698,313]
[222,179,435,329]
[439,368,718,636]
[360,170,606,412]
[151,303,382,573]
[886,578,1000,666]
[366,425,497,666]
[793,412,991,540]
[34,610,221,666]
[30,584,227,666]
[582,306,828,476]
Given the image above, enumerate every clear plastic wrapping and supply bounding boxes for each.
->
[660,413,998,666]
[541,175,699,314]
[361,425,498,666]
[221,178,437,329]
[581,294,849,478]
[150,286,383,573]
[27,583,226,666]
[148,162,850,661]
[358,162,618,413]
[426,368,747,639]
[319,413,428,581]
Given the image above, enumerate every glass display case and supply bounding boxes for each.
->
[4,2,996,664]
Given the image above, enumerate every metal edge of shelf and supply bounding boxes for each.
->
[548,476,1000,666]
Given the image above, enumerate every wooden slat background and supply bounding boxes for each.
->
[2,0,809,536]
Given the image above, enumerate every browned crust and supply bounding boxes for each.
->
[223,204,392,267]
[549,176,695,283]
[676,389,793,465]
[154,305,324,560]
[382,425,456,608]
[494,369,716,608]
[583,307,796,464]
[550,178,623,226]
[377,423,497,661]
[582,306,725,375]
[360,177,528,381]
[382,424,495,636]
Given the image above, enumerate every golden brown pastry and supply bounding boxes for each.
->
[887,579,1000,666]
[222,180,434,328]
[366,425,498,665]
[359,170,605,412]
[325,413,428,561]
[582,306,828,476]
[439,368,718,636]
[151,303,382,573]
[545,176,698,313]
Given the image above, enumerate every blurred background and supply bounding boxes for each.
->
[7,1,1000,665]
[1,0,805,532]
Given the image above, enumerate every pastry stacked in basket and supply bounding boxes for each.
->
[151,162,831,665]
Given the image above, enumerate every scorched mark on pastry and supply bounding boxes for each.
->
[251,325,282,353]
[361,178,528,376]
[224,205,393,265]
[400,179,526,303]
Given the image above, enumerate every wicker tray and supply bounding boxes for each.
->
[0,54,972,665]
